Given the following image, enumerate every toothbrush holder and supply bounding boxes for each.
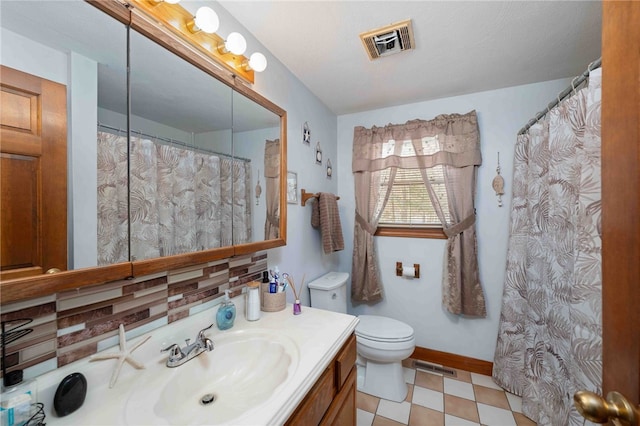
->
[261,283,286,312]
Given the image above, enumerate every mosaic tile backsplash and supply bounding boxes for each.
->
[0,252,267,378]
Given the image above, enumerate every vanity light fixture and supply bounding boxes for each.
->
[148,0,180,4]
[186,7,219,34]
[243,52,268,73]
[218,32,247,55]
[129,0,266,82]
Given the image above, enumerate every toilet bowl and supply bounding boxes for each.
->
[308,272,416,402]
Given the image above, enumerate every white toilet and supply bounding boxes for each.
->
[308,272,415,402]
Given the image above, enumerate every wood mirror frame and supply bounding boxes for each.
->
[0,0,287,304]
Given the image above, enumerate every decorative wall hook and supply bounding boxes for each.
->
[303,122,311,145]
[315,141,322,164]
[255,169,262,205]
[326,159,332,178]
[492,152,505,207]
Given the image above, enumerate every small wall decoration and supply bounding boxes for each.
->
[287,171,298,204]
[326,159,333,179]
[315,142,323,165]
[492,152,505,207]
[302,122,311,145]
[255,169,262,205]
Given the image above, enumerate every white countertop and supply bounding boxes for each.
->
[35,298,358,425]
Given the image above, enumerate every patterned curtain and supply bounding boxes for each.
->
[97,133,251,262]
[232,159,252,245]
[97,132,129,265]
[264,139,280,240]
[351,111,484,314]
[493,68,602,425]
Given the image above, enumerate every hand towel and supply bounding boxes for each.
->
[310,192,344,254]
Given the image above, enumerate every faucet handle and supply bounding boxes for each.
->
[161,343,184,360]
[197,324,214,340]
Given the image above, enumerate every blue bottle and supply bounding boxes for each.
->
[216,290,236,330]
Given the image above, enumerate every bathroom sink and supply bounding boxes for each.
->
[123,329,299,425]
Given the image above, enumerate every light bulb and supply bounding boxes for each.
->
[248,52,267,72]
[225,32,247,55]
[194,7,219,34]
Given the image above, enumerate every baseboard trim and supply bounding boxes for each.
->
[410,346,493,376]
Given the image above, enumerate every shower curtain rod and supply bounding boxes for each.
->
[517,57,601,136]
[97,122,251,163]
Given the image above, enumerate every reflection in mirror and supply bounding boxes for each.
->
[0,1,127,278]
[127,30,236,261]
[232,91,281,242]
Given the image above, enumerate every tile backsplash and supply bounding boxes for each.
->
[0,252,267,378]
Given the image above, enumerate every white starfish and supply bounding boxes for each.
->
[90,324,150,388]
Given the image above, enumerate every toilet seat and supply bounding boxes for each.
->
[355,315,414,343]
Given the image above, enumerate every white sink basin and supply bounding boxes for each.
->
[124,329,299,425]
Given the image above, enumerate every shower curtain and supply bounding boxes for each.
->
[493,68,602,425]
[97,133,252,264]
[97,131,129,265]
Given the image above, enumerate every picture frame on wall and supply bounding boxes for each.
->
[287,171,298,204]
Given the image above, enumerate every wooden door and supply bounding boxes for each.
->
[0,65,67,280]
[600,0,640,416]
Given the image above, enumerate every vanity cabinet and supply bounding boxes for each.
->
[286,333,357,426]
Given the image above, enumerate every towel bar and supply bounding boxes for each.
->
[300,189,340,206]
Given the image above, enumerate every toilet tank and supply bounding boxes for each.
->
[308,272,349,314]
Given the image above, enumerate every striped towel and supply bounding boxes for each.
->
[311,192,344,254]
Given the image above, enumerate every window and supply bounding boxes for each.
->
[373,139,449,239]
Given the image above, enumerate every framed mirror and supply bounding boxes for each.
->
[128,29,234,262]
[0,0,287,303]
[0,1,129,282]
[232,90,282,243]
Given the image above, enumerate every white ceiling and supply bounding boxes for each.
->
[218,1,602,115]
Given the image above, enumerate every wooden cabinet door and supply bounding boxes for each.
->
[1,65,67,280]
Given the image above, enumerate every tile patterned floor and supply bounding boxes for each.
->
[356,359,536,426]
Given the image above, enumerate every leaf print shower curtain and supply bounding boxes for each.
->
[493,68,602,426]
[97,134,251,264]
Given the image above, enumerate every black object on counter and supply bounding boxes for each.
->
[53,372,87,417]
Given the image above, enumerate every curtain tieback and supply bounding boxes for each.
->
[443,213,476,238]
[355,212,377,235]
[266,214,279,227]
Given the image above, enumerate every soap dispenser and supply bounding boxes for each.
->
[216,290,236,330]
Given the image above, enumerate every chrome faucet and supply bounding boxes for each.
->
[161,324,214,368]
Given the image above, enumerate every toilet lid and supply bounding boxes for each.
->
[355,315,414,342]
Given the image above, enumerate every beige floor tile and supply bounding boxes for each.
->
[450,368,472,383]
[373,415,406,426]
[409,404,445,426]
[444,394,480,423]
[513,412,537,426]
[415,370,444,392]
[473,384,510,410]
[406,384,414,403]
[358,391,381,413]
[403,358,416,368]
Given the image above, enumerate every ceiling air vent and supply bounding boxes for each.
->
[360,19,414,61]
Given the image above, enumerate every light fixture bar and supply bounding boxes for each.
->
[129,0,255,84]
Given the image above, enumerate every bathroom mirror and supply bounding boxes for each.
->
[0,0,128,278]
[232,90,282,243]
[1,0,287,303]
[128,29,234,262]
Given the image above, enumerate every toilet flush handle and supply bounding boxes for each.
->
[332,292,337,299]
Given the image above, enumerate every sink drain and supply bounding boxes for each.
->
[201,393,216,405]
